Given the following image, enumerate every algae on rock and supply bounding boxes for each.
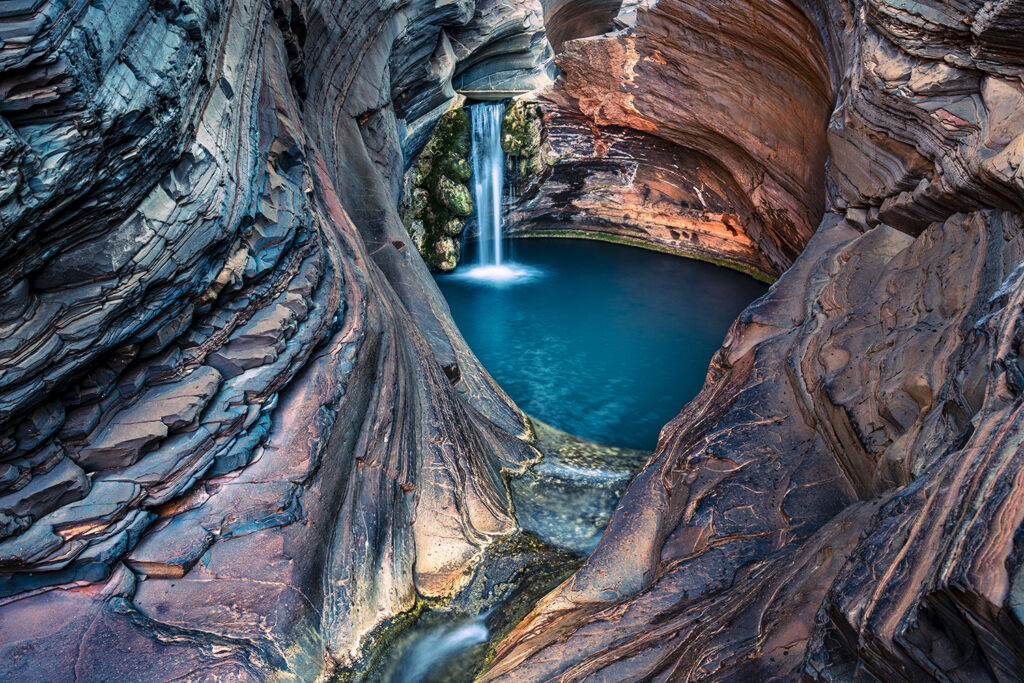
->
[501,100,549,199]
[402,107,473,271]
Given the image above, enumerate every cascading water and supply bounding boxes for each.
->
[382,616,489,683]
[470,101,505,267]
[458,101,539,284]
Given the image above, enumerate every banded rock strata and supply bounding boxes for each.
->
[479,0,1024,679]
[0,0,551,678]
[503,91,777,280]
[1,0,1023,678]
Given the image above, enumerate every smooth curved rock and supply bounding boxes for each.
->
[1,0,1023,677]
[0,0,550,678]
[505,90,777,279]
[480,0,1024,678]
[551,0,835,272]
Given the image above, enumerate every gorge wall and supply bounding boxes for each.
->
[496,0,833,278]
[479,0,1024,680]
[502,92,778,280]
[0,0,550,678]
[0,0,1023,680]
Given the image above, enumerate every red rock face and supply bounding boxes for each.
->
[475,0,1024,679]
[0,0,1023,676]
[554,0,834,271]
[507,91,777,279]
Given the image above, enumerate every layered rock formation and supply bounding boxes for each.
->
[475,0,1024,680]
[502,93,777,280]
[0,0,550,678]
[549,0,834,273]
[497,0,834,279]
[540,0,624,53]
[1,0,1024,677]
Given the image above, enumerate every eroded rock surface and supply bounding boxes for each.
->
[0,0,550,678]
[479,0,1024,679]
[2,0,1024,677]
[504,90,777,280]
[549,0,834,272]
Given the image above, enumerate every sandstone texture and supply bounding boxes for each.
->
[550,0,834,272]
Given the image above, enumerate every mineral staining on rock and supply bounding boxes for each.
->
[402,107,474,271]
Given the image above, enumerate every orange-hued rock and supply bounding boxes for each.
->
[553,0,834,271]
[506,91,776,278]
[477,0,1024,678]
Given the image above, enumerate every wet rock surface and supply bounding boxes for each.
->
[402,107,474,271]
[509,420,647,555]
[0,0,1023,678]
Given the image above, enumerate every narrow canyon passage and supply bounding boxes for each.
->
[0,0,1023,680]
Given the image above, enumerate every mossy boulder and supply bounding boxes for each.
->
[501,100,548,197]
[435,174,473,217]
[401,107,473,271]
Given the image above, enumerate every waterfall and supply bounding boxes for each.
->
[448,101,540,284]
[470,101,506,267]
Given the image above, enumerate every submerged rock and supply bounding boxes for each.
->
[509,419,647,555]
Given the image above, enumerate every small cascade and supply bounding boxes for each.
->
[470,100,506,267]
[383,616,489,683]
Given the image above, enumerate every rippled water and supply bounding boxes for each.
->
[436,238,769,450]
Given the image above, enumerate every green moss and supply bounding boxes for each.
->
[501,100,541,157]
[501,100,546,195]
[435,174,473,217]
[514,229,777,283]
[442,156,471,183]
[402,106,473,271]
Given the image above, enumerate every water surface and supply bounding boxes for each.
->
[436,238,768,450]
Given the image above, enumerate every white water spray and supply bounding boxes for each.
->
[461,101,539,284]
[385,617,489,683]
[470,101,505,267]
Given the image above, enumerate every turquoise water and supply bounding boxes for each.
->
[436,238,768,450]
